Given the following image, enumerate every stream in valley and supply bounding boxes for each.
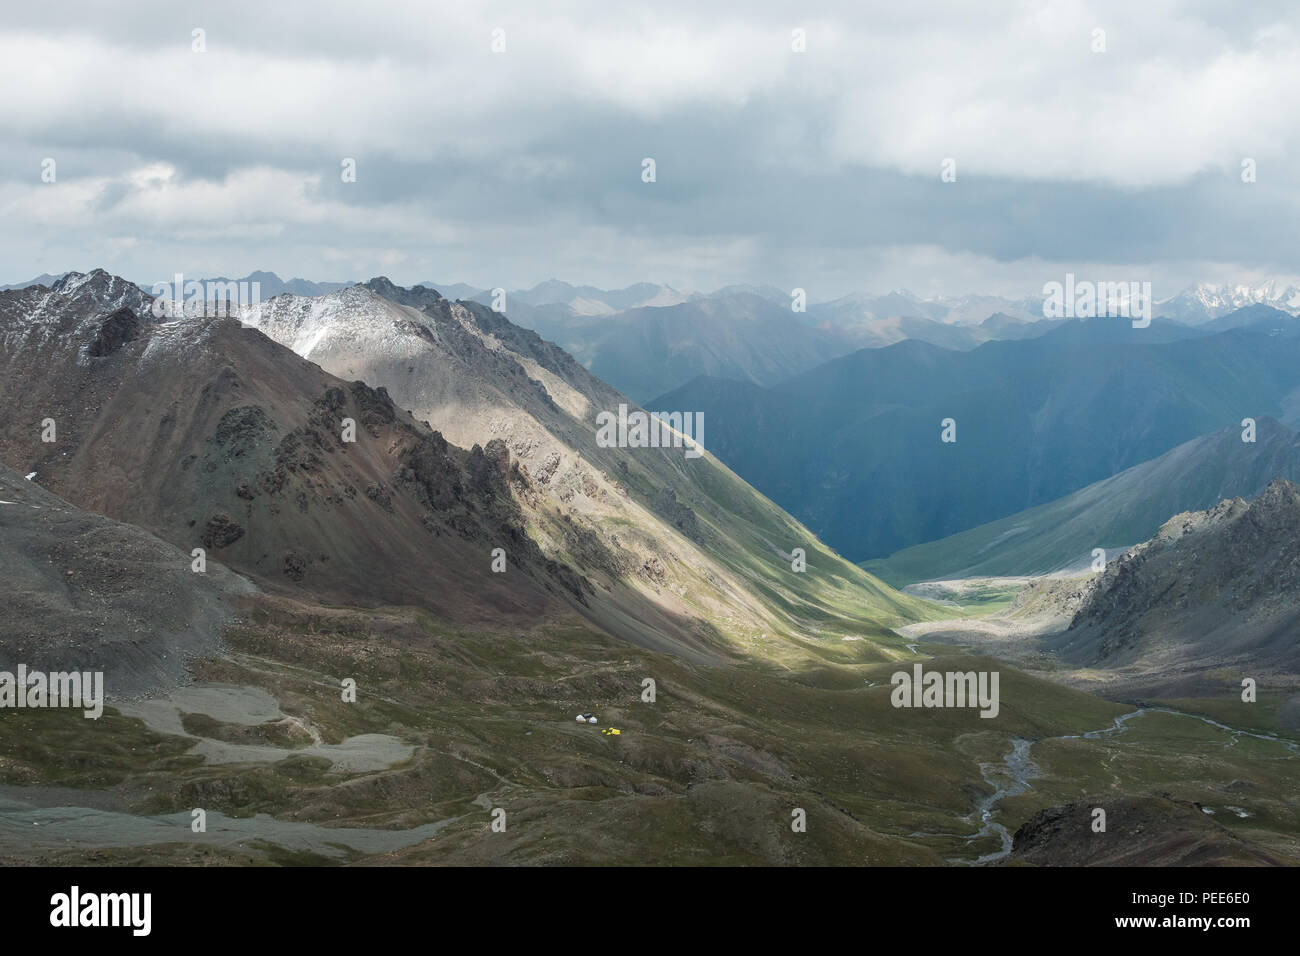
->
[965,706,1300,864]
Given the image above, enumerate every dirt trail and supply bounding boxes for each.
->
[115,683,415,773]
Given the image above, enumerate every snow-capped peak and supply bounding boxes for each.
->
[1157,280,1300,323]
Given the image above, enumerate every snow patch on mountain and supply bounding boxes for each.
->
[241,285,436,362]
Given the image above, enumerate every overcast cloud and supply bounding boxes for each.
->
[2,0,1298,298]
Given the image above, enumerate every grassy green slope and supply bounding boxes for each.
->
[864,417,1300,586]
[4,596,1295,866]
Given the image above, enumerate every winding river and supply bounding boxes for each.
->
[965,706,1300,865]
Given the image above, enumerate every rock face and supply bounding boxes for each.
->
[1052,479,1300,676]
[201,513,245,549]
[1008,797,1284,866]
[87,306,146,357]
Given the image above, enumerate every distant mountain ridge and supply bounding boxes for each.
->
[0,272,66,291]
[12,270,1300,324]
[1199,303,1296,332]
[576,293,856,402]
[414,276,1300,402]
[657,310,1300,562]
[144,270,356,299]
[436,285,1072,401]
[1155,280,1300,325]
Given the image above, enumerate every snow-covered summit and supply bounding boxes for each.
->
[1156,281,1300,324]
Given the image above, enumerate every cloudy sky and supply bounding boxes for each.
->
[3,0,1299,298]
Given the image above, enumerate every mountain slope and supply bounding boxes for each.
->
[0,271,929,670]
[865,417,1300,585]
[1009,796,1286,866]
[1200,303,1295,332]
[583,293,852,401]
[238,277,930,663]
[0,271,589,637]
[0,464,254,696]
[1050,478,1300,675]
[656,313,1300,562]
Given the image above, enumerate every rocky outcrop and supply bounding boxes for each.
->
[1054,479,1300,675]
[87,306,146,357]
[1009,796,1284,866]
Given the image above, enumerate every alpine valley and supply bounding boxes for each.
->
[0,272,1297,868]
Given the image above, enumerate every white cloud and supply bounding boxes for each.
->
[0,0,1297,289]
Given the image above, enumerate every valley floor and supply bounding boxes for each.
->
[2,582,1297,866]
[895,575,1300,864]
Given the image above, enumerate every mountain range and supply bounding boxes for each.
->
[1154,281,1300,325]
[426,278,1300,400]
[425,283,1073,401]
[0,269,926,671]
[11,271,1293,406]
[237,276,928,655]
